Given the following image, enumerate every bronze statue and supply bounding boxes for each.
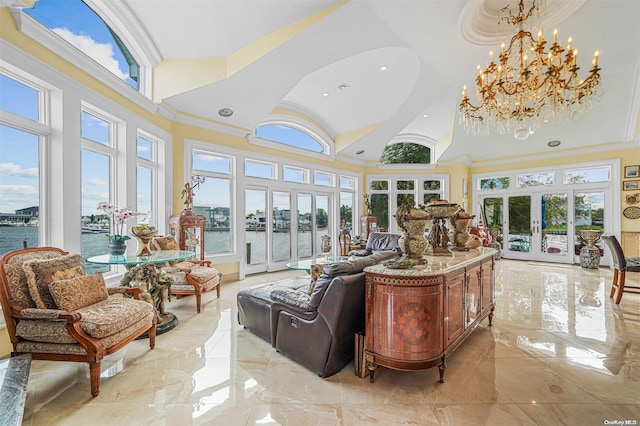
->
[181,175,205,211]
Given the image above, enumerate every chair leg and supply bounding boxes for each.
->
[615,271,626,304]
[216,284,221,298]
[610,269,619,298]
[196,292,202,313]
[149,323,156,349]
[90,362,101,397]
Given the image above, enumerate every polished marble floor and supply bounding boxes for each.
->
[19,259,640,425]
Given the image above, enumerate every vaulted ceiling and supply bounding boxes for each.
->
[113,0,640,165]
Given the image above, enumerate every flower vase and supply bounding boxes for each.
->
[107,239,127,256]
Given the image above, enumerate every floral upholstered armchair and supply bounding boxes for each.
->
[151,235,222,313]
[0,247,156,397]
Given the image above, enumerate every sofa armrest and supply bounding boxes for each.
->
[348,249,371,257]
[19,307,78,321]
[270,288,313,312]
[270,289,318,346]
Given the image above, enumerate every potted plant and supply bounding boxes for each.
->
[97,202,141,255]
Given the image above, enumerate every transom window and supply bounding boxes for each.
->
[379,142,432,164]
[256,124,324,153]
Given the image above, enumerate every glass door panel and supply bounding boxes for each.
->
[574,192,605,256]
[315,195,329,255]
[245,189,266,265]
[483,197,504,247]
[297,193,312,258]
[540,193,568,257]
[272,191,291,262]
[507,195,532,255]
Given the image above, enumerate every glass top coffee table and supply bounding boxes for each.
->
[87,250,195,334]
[286,256,351,272]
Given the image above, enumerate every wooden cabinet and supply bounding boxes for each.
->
[169,210,205,260]
[360,215,378,240]
[364,249,496,383]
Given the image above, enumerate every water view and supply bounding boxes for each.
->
[0,226,327,274]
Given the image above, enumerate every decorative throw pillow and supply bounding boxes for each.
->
[307,263,325,295]
[48,273,109,312]
[23,254,85,309]
[153,236,179,251]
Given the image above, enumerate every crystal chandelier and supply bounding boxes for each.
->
[459,0,602,141]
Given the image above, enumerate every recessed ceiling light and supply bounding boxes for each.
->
[423,114,428,118]
[380,66,387,71]
[218,108,233,117]
[323,92,329,97]
[356,150,365,155]
[548,140,561,147]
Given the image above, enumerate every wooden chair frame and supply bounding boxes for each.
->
[0,247,156,397]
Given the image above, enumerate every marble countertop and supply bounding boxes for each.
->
[0,354,32,426]
[364,247,497,277]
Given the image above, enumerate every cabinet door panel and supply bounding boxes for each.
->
[374,284,443,361]
[481,260,494,313]
[444,274,465,346]
[466,265,482,326]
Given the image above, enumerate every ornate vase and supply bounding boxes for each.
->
[131,225,158,257]
[450,210,474,251]
[578,230,602,269]
[398,219,430,259]
[321,235,332,259]
[107,239,127,256]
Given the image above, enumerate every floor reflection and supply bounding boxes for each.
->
[21,260,640,425]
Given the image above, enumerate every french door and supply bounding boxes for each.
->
[482,190,607,264]
[482,192,573,263]
[244,187,332,274]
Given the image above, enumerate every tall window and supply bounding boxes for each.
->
[81,109,116,273]
[136,134,157,224]
[192,151,233,254]
[0,74,43,255]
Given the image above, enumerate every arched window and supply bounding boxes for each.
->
[380,142,432,164]
[255,123,330,155]
[25,0,139,89]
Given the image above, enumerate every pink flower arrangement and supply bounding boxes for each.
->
[97,202,140,242]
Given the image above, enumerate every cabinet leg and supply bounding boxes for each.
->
[368,365,376,383]
[438,356,447,383]
[488,306,494,326]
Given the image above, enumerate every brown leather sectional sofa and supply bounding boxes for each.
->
[237,249,398,377]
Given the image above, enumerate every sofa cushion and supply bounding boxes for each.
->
[366,232,401,252]
[75,295,154,339]
[3,251,63,309]
[15,298,154,344]
[23,254,85,309]
[48,273,109,312]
